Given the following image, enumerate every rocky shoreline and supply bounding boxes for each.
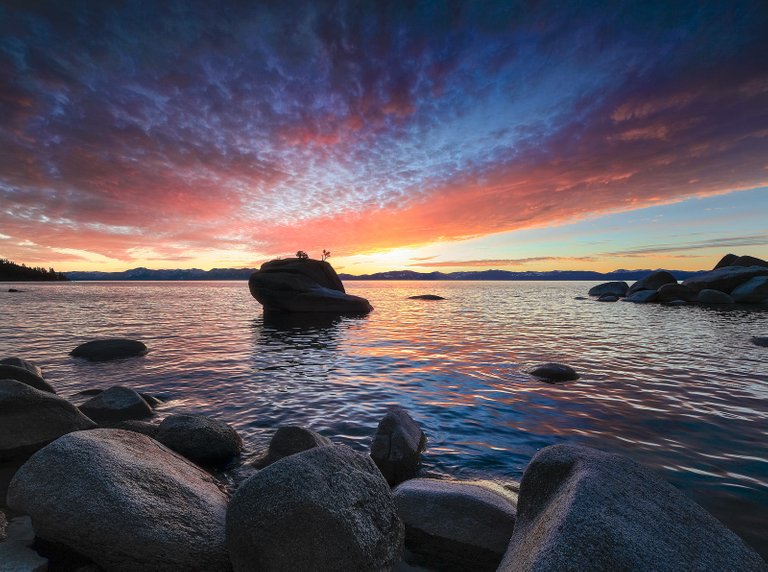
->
[1,347,767,571]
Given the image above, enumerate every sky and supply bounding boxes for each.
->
[1,1,767,274]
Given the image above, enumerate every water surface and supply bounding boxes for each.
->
[2,280,767,556]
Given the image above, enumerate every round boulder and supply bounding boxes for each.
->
[528,363,580,383]
[628,271,677,295]
[698,289,734,304]
[7,429,230,572]
[623,290,658,303]
[587,281,628,297]
[394,479,518,571]
[656,283,697,303]
[752,336,768,348]
[371,407,427,486]
[253,425,332,468]
[70,339,147,362]
[731,276,768,304]
[0,379,96,461]
[156,414,243,467]
[0,357,43,378]
[79,386,153,423]
[0,364,55,394]
[226,444,404,571]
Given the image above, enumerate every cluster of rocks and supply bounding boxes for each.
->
[588,253,768,306]
[2,352,766,570]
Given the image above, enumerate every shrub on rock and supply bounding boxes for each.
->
[226,444,404,571]
[253,425,332,468]
[7,429,230,572]
[156,414,243,467]
[79,386,153,423]
[70,338,148,362]
[394,478,517,571]
[498,444,767,571]
[371,407,427,486]
[0,379,95,461]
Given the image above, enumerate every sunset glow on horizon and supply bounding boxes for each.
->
[1,2,767,274]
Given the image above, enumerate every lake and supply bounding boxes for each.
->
[2,280,767,557]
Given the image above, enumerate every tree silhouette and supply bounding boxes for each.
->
[296,250,309,259]
[321,249,331,261]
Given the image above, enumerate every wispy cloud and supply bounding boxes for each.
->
[412,257,596,268]
[601,234,768,257]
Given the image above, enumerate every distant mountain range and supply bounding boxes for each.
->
[64,266,707,281]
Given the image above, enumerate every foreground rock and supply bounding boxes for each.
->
[0,364,55,394]
[8,429,230,572]
[70,338,148,361]
[682,265,768,294]
[628,270,677,295]
[156,414,243,467]
[79,386,154,423]
[394,479,517,571]
[528,363,579,382]
[253,425,332,468]
[0,379,95,461]
[731,276,768,304]
[371,407,427,486]
[588,281,628,297]
[248,257,373,313]
[498,444,767,571]
[226,445,403,571]
[0,357,43,378]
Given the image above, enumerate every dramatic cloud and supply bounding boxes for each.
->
[1,1,767,269]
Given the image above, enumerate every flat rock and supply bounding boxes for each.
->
[0,357,43,378]
[528,363,579,382]
[588,281,628,297]
[623,289,658,303]
[656,282,697,303]
[408,294,446,300]
[698,289,734,304]
[249,258,372,313]
[498,444,767,571]
[253,425,332,468]
[371,407,427,486]
[70,338,148,362]
[79,386,153,423]
[226,444,404,571]
[752,336,768,348]
[628,270,677,295]
[731,276,768,304]
[682,265,768,294]
[7,429,230,572]
[156,414,243,467]
[394,478,517,571]
[0,379,96,461]
[0,364,55,394]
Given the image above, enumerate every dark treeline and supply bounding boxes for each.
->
[0,258,68,281]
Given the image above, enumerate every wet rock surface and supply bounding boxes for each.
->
[371,407,427,486]
[79,386,154,423]
[528,363,579,383]
[156,414,243,467]
[70,338,148,362]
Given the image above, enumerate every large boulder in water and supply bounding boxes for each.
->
[627,270,677,295]
[656,282,697,303]
[394,478,517,571]
[588,281,628,297]
[698,289,735,304]
[0,379,96,461]
[497,444,767,571]
[370,407,427,486]
[683,265,768,294]
[71,338,148,361]
[0,364,55,394]
[7,429,230,572]
[156,414,243,467]
[248,257,372,313]
[731,276,768,304]
[79,386,154,423]
[226,444,404,571]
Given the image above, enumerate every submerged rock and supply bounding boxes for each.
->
[0,364,55,394]
[588,281,628,297]
[226,445,404,571]
[498,444,767,571]
[79,386,153,423]
[0,379,96,461]
[253,425,332,468]
[752,336,768,348]
[7,429,230,572]
[249,257,372,313]
[394,478,517,571]
[528,363,579,382]
[0,357,43,378]
[698,289,734,304]
[408,294,446,300]
[70,338,148,361]
[371,407,427,486]
[628,270,677,295]
[156,414,243,467]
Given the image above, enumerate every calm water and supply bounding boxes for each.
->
[2,280,767,557]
